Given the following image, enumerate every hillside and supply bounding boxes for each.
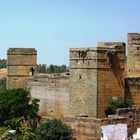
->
[0,68,7,79]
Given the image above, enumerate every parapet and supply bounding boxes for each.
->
[7,48,37,55]
[98,42,125,47]
[98,42,126,51]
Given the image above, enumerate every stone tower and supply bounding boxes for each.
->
[97,42,125,118]
[70,42,125,118]
[127,33,140,77]
[70,48,98,117]
[125,33,140,105]
[7,48,37,89]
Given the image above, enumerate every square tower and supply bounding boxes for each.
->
[70,48,98,117]
[127,33,140,77]
[7,48,37,89]
[69,42,126,118]
[125,33,140,105]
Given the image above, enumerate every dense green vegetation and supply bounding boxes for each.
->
[0,88,39,124]
[1,117,35,140]
[0,88,73,139]
[37,64,69,73]
[0,59,7,68]
[36,119,72,140]
[104,97,132,116]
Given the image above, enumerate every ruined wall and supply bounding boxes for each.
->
[65,116,127,140]
[117,107,140,136]
[27,73,70,117]
[97,42,126,118]
[69,48,98,117]
[65,107,140,140]
[7,48,37,89]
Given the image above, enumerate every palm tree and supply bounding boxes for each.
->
[19,121,35,140]
[1,118,35,140]
[1,131,16,140]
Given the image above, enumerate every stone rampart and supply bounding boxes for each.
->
[27,73,70,118]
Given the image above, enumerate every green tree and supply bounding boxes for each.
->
[0,59,7,69]
[37,64,47,73]
[36,119,73,140]
[37,64,69,73]
[1,131,16,140]
[0,88,39,124]
[1,118,35,140]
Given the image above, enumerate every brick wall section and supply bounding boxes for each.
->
[7,48,37,89]
[117,107,140,136]
[64,116,127,140]
[97,43,126,118]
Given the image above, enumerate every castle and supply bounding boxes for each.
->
[6,33,140,118]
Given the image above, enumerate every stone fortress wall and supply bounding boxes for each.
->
[6,33,140,118]
[27,73,70,117]
[69,43,125,118]
[6,33,140,139]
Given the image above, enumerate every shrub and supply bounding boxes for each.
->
[36,119,73,140]
[0,88,39,124]
[104,97,132,116]
[1,117,35,140]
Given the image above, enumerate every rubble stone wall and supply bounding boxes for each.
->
[65,116,127,140]
[27,74,70,117]
[117,107,140,136]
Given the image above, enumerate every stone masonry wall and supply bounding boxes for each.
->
[117,107,140,136]
[125,77,140,105]
[69,48,98,117]
[27,73,70,118]
[97,43,126,118]
[125,33,140,106]
[65,116,127,140]
[7,48,37,89]
[69,44,126,118]
[65,107,140,140]
[127,33,140,77]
